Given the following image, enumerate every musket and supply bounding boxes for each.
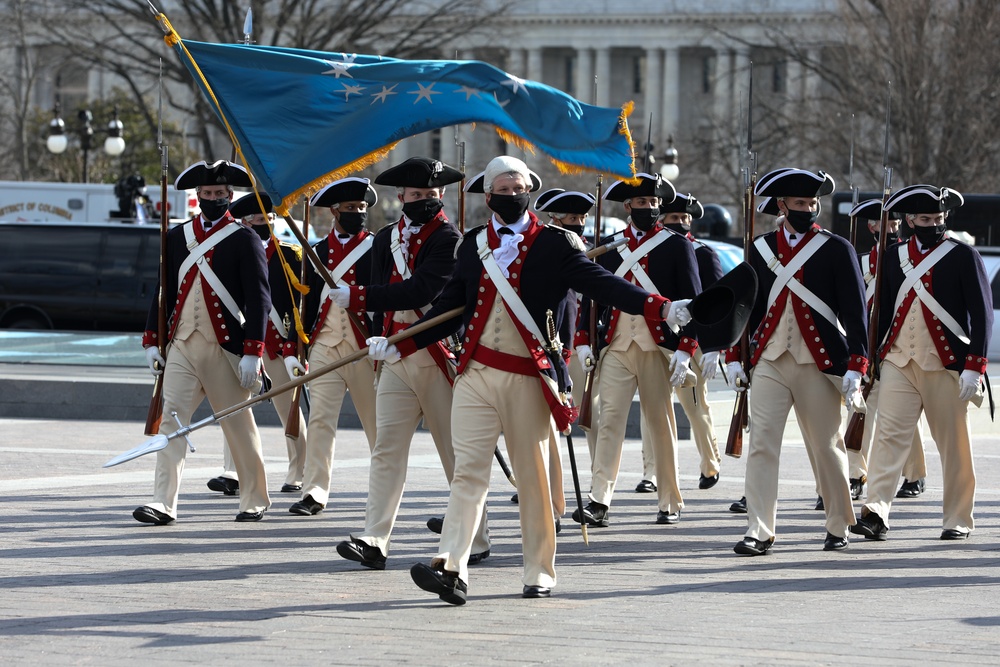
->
[284,198,309,439]
[546,308,588,545]
[643,112,654,174]
[579,72,603,428]
[847,113,861,249]
[725,62,755,459]
[242,6,252,46]
[455,126,466,234]
[144,59,168,437]
[845,82,892,452]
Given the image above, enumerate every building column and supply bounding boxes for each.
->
[595,47,611,107]
[643,48,662,147]
[660,47,680,146]
[526,47,543,84]
[506,48,525,78]
[803,48,821,101]
[574,48,594,104]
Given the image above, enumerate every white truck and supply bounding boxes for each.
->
[0,179,194,224]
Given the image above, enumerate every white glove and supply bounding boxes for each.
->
[958,370,982,402]
[700,350,721,381]
[669,350,692,387]
[366,336,400,363]
[842,370,863,411]
[576,344,595,373]
[144,346,165,376]
[331,286,351,309]
[284,356,306,379]
[664,298,692,332]
[725,361,748,392]
[238,355,262,389]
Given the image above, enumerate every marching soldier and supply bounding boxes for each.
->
[335,157,490,570]
[205,194,309,499]
[573,173,700,528]
[852,185,992,542]
[284,178,379,516]
[727,168,868,555]
[847,199,927,501]
[659,193,724,490]
[135,159,270,525]
[366,155,690,604]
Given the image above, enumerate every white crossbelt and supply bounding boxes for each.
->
[754,234,845,335]
[613,232,670,295]
[319,235,374,303]
[180,222,245,325]
[888,241,968,344]
[476,230,546,346]
[390,223,413,280]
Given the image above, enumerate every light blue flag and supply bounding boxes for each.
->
[171,38,637,212]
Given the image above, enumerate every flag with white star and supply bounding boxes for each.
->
[171,39,637,212]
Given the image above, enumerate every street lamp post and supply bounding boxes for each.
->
[659,135,680,183]
[46,104,126,183]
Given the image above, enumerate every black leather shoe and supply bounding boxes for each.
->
[511,492,519,504]
[941,528,970,540]
[207,476,239,496]
[280,483,302,493]
[522,585,551,598]
[468,549,490,565]
[699,473,720,490]
[426,516,443,534]
[235,510,264,522]
[656,510,680,525]
[410,563,467,605]
[849,512,888,540]
[729,497,747,513]
[734,536,774,556]
[336,537,387,570]
[896,478,926,498]
[289,495,323,516]
[132,506,174,525]
[815,496,825,511]
[850,476,866,500]
[635,479,657,493]
[823,532,849,551]
[571,501,609,527]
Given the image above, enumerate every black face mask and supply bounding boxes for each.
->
[251,223,271,240]
[912,224,947,247]
[664,222,690,235]
[199,197,230,222]
[402,198,443,226]
[630,207,659,232]
[338,211,367,236]
[562,224,585,238]
[785,209,818,234]
[488,192,531,225]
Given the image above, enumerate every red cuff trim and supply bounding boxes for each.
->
[678,336,698,355]
[848,354,869,375]
[644,294,669,321]
[573,330,590,349]
[348,285,366,311]
[281,341,297,357]
[395,337,418,358]
[965,354,988,374]
[142,331,157,348]
[243,340,265,357]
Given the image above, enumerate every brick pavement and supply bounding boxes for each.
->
[1,375,1000,665]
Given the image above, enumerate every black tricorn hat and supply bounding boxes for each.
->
[603,173,677,204]
[688,262,759,353]
[309,177,378,208]
[659,192,704,219]
[229,192,273,219]
[885,184,964,214]
[849,198,883,221]
[374,157,463,188]
[463,169,543,194]
[175,159,254,190]
[754,168,835,198]
[534,188,595,214]
[756,197,781,216]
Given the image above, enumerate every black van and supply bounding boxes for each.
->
[0,221,161,331]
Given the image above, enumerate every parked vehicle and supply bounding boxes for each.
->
[0,179,191,224]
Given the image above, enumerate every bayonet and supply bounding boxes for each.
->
[243,6,253,45]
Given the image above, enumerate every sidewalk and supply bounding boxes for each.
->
[1,377,999,665]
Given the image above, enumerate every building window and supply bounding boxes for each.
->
[772,60,787,94]
[565,54,575,96]
[702,55,715,94]
[431,128,441,160]
[634,56,643,95]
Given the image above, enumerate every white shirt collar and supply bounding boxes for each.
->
[491,212,529,236]
[782,224,801,247]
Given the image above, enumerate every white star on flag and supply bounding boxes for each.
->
[493,92,510,108]
[455,86,482,101]
[501,73,527,96]
[341,83,364,100]
[321,60,354,79]
[409,82,441,104]
[370,84,398,105]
